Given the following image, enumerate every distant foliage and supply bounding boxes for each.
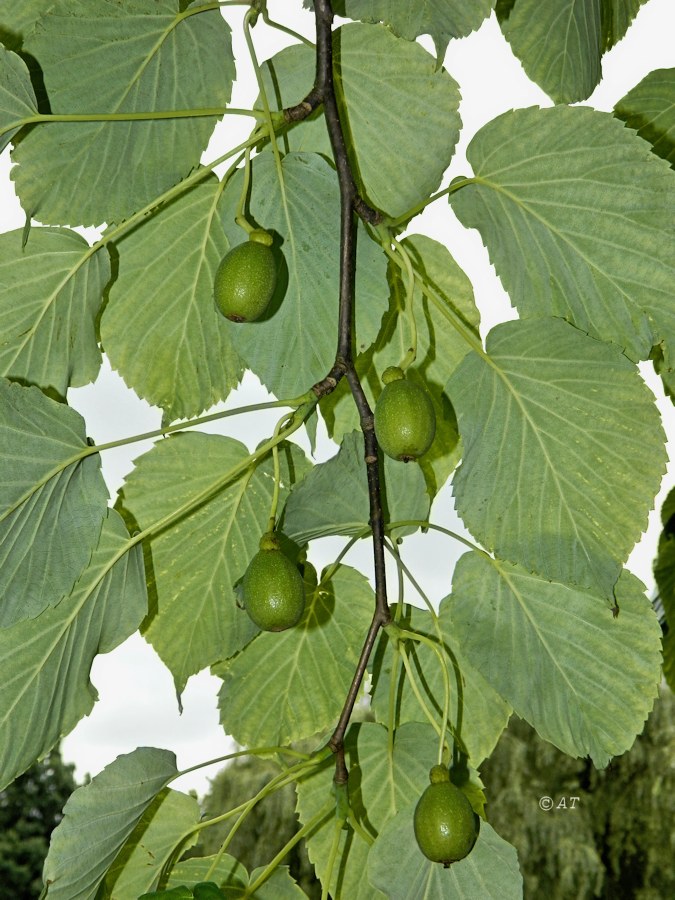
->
[0,747,77,898]
[481,687,675,899]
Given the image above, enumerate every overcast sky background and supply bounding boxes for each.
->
[1,0,674,798]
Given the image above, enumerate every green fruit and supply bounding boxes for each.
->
[214,235,277,322]
[241,536,305,632]
[374,368,436,462]
[413,771,479,867]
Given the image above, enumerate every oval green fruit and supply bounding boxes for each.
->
[242,545,305,632]
[214,239,277,322]
[374,373,436,462]
[413,780,479,866]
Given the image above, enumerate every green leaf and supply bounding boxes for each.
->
[0,0,53,52]
[283,431,429,543]
[103,789,200,899]
[654,490,675,691]
[296,722,437,900]
[218,152,388,400]
[322,234,478,497]
[600,0,648,51]
[244,868,308,900]
[101,177,242,422]
[369,605,511,765]
[368,805,522,899]
[0,45,37,151]
[450,106,675,365]
[333,0,496,58]
[497,0,648,103]
[0,228,109,395]
[449,553,662,767]
[497,0,602,103]
[0,379,109,626]
[119,434,310,695]
[217,565,374,747]
[615,67,675,168]
[166,857,247,891]
[140,888,193,900]
[0,508,146,791]
[164,854,305,898]
[258,25,461,219]
[447,318,666,597]
[11,0,235,226]
[43,747,178,900]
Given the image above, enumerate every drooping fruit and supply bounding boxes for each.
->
[214,230,277,322]
[374,367,436,462]
[413,766,479,866]
[241,533,305,632]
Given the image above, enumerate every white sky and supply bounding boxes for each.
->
[1,0,674,797]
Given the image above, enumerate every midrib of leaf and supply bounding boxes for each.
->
[79,9,184,118]
[166,175,228,352]
[557,0,589,94]
[3,242,100,371]
[191,176,230,338]
[489,559,579,698]
[0,454,91,525]
[486,357,592,577]
[161,456,256,678]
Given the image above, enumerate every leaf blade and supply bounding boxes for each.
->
[101,178,242,421]
[615,67,675,169]
[0,45,37,151]
[12,0,235,226]
[450,106,675,364]
[0,228,108,394]
[0,508,146,791]
[448,318,666,595]
[449,553,663,766]
[0,379,109,625]
[43,747,178,900]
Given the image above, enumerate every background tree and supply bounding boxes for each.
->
[0,747,77,898]
[481,686,675,900]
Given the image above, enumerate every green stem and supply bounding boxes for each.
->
[244,803,333,897]
[397,643,442,739]
[385,520,489,558]
[172,744,313,780]
[347,810,374,846]
[385,177,475,229]
[261,9,314,47]
[266,409,293,533]
[243,7,293,236]
[318,528,371,587]
[387,642,402,758]
[134,399,315,545]
[202,753,329,882]
[0,398,302,529]
[322,816,345,900]
[394,627,451,765]
[376,235,486,361]
[158,754,326,888]
[234,143,256,236]
[390,235,417,371]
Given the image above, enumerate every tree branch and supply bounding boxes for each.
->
[306,0,392,768]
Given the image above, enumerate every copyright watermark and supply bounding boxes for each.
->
[538,795,580,811]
